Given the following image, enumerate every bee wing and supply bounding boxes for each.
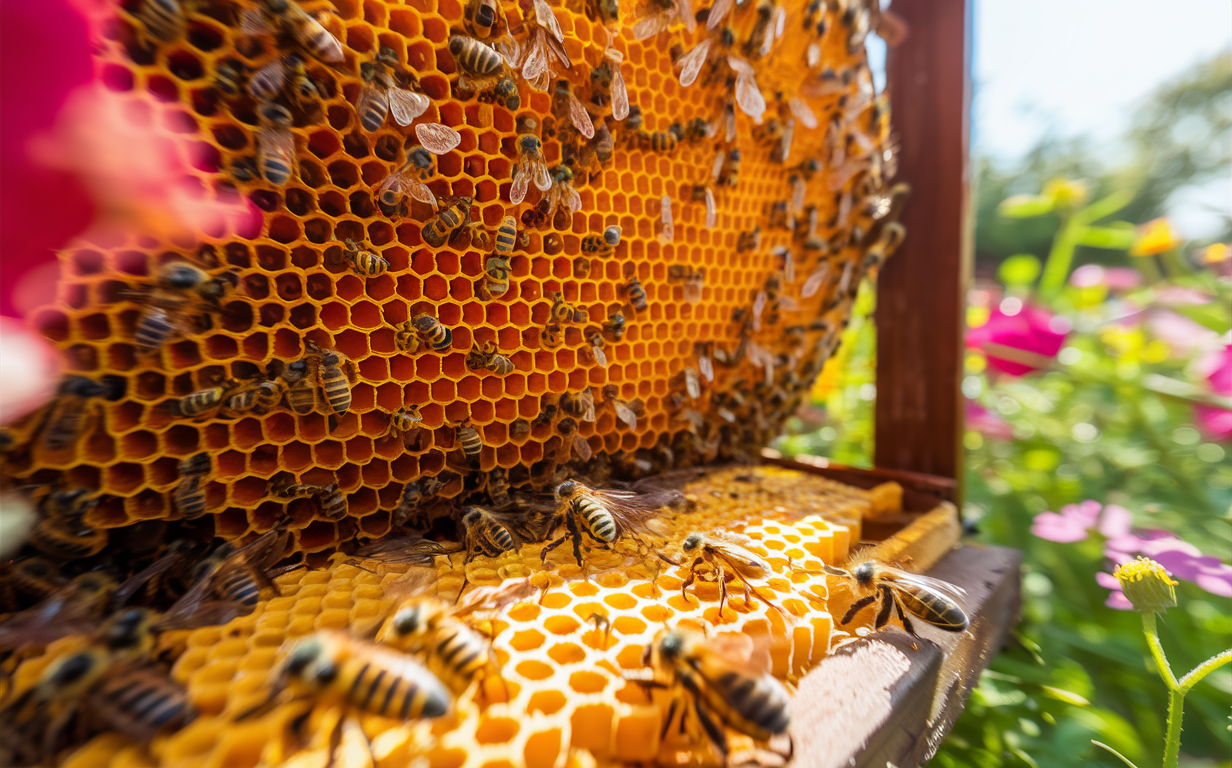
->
[389,87,431,125]
[112,548,190,607]
[240,7,268,35]
[0,587,108,652]
[613,401,637,429]
[610,65,629,120]
[564,186,582,215]
[876,564,968,601]
[587,486,683,535]
[706,533,773,578]
[377,170,412,199]
[698,354,714,382]
[522,32,548,81]
[679,0,696,32]
[479,503,560,545]
[759,12,777,57]
[801,263,829,298]
[752,290,767,331]
[415,123,462,154]
[532,159,553,192]
[533,0,564,42]
[454,577,537,618]
[570,432,593,461]
[789,96,818,130]
[567,92,595,139]
[791,176,807,214]
[409,180,439,210]
[678,38,711,87]
[259,125,297,165]
[591,344,608,368]
[694,631,774,680]
[706,0,734,29]
[352,533,463,565]
[510,166,531,204]
[779,118,795,163]
[248,58,287,100]
[631,14,667,41]
[705,187,716,228]
[711,151,725,182]
[357,82,389,129]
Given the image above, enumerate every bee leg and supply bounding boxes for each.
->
[692,698,730,760]
[660,695,679,740]
[840,593,879,625]
[717,572,729,617]
[873,588,894,629]
[566,513,585,568]
[680,562,699,606]
[539,535,568,564]
[892,594,916,636]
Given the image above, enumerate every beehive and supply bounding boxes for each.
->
[3,0,898,560]
[3,466,917,768]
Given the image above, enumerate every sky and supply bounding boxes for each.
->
[970,0,1232,238]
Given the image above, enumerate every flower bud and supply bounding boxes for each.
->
[1114,557,1177,614]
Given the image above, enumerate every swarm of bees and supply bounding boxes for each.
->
[0,0,936,763]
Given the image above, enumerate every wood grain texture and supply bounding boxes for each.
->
[874,0,973,488]
[789,545,1021,768]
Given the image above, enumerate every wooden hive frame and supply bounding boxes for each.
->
[766,1,1022,765]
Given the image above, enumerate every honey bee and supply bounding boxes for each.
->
[465,0,504,38]
[560,387,596,423]
[412,313,454,352]
[1,613,194,765]
[549,292,587,326]
[4,557,64,603]
[358,47,433,132]
[636,129,678,152]
[422,195,474,247]
[256,100,296,186]
[510,132,552,205]
[631,0,696,41]
[509,0,571,91]
[735,225,760,253]
[379,577,535,698]
[139,0,185,43]
[252,0,344,63]
[383,405,427,449]
[482,255,512,300]
[586,331,607,367]
[454,420,483,465]
[540,480,681,567]
[36,375,123,454]
[172,379,240,419]
[552,80,595,140]
[539,322,564,349]
[449,34,507,91]
[133,262,237,354]
[304,340,357,417]
[554,416,592,463]
[546,164,582,217]
[466,340,516,375]
[600,384,639,429]
[337,237,388,277]
[591,122,616,166]
[590,38,629,121]
[591,0,620,25]
[603,310,626,340]
[639,628,792,759]
[489,76,520,110]
[658,195,675,242]
[224,377,285,416]
[213,57,245,96]
[493,215,521,254]
[393,320,421,354]
[248,54,319,109]
[174,453,211,520]
[673,532,783,615]
[378,146,439,216]
[29,488,106,561]
[158,530,288,631]
[353,529,460,564]
[822,559,969,636]
[486,467,512,508]
[318,482,348,520]
[0,572,117,652]
[458,504,555,563]
[388,478,436,528]
[625,274,648,314]
[250,631,452,726]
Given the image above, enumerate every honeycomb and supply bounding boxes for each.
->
[3,0,900,559]
[2,466,918,768]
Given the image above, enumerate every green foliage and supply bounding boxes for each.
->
[784,48,1232,768]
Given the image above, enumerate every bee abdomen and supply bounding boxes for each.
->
[716,671,791,734]
[140,0,185,42]
[136,308,174,352]
[348,657,451,720]
[575,499,616,542]
[30,520,108,560]
[360,92,389,132]
[320,370,351,413]
[261,155,293,186]
[95,670,195,740]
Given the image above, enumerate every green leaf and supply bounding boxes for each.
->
[1075,224,1136,250]
[1000,195,1056,218]
[1091,741,1141,768]
[1076,189,1136,223]
[999,254,1043,287]
[1042,685,1091,706]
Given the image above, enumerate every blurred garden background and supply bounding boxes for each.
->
[777,2,1232,765]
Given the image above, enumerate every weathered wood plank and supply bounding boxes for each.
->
[789,545,1021,768]
[874,0,973,490]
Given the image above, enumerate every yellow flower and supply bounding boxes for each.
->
[1130,218,1183,257]
[1114,557,1177,614]
[1043,178,1089,209]
[1201,243,1229,264]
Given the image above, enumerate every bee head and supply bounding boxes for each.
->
[554,480,580,502]
[851,561,877,586]
[658,630,687,662]
[102,608,155,652]
[39,651,103,699]
[412,315,435,331]
[518,135,541,153]
[161,262,207,290]
[391,604,426,636]
[282,636,336,687]
[681,533,704,553]
[448,35,466,58]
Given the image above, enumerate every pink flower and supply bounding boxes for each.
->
[1030,500,1103,542]
[966,401,1015,441]
[1,0,95,317]
[1104,268,1144,291]
[1194,345,1232,442]
[966,303,1069,377]
[1070,264,1105,288]
[1147,310,1219,358]
[1153,286,1213,306]
[1096,571,1134,610]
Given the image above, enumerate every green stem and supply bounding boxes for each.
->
[1038,211,1078,301]
[1137,254,1163,284]
[1179,649,1232,695]
[1142,613,1182,768]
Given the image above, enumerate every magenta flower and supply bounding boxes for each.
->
[1096,571,1134,610]
[1193,345,1232,442]
[967,303,1069,377]
[1030,499,1103,542]
[1069,265,1144,292]
[1147,310,1219,358]
[966,401,1015,441]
